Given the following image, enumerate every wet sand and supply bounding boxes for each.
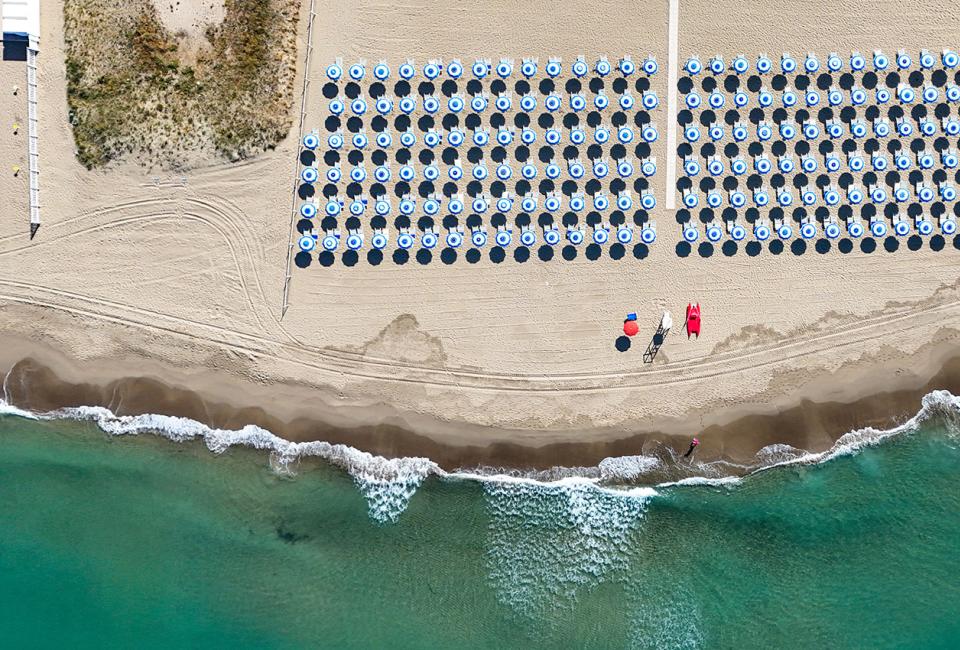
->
[4,335,960,473]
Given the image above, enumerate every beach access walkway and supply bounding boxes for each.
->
[665,0,679,210]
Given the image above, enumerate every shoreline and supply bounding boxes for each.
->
[4,335,960,473]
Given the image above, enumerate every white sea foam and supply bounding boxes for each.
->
[658,475,742,488]
[0,399,38,420]
[4,403,439,525]
[753,389,960,475]
[626,584,705,650]
[598,454,662,481]
[2,389,959,526]
[481,476,654,621]
[755,442,808,465]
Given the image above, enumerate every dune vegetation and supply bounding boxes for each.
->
[63,0,299,169]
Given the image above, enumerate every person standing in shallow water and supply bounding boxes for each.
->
[684,437,700,458]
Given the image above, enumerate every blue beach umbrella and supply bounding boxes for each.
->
[322,232,339,251]
[639,223,657,244]
[543,226,561,245]
[446,228,464,248]
[472,227,488,247]
[371,230,389,249]
[326,61,343,80]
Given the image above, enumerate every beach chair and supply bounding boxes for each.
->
[346,228,364,251]
[397,59,417,81]
[298,233,317,252]
[799,218,817,240]
[821,217,840,240]
[471,225,488,248]
[640,222,657,244]
[420,227,439,249]
[322,229,341,252]
[543,224,561,246]
[397,228,416,250]
[373,60,391,81]
[592,222,611,245]
[846,216,865,238]
[566,225,585,246]
[370,228,389,250]
[471,194,490,215]
[519,225,537,247]
[870,216,888,238]
[727,220,746,241]
[774,218,793,240]
[940,215,958,235]
[424,59,443,80]
[753,219,771,241]
[445,226,465,248]
[593,192,610,212]
[891,213,910,237]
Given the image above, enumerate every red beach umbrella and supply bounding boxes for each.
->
[623,319,639,337]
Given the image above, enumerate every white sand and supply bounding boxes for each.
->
[153,0,224,36]
[153,0,224,59]
[2,0,960,457]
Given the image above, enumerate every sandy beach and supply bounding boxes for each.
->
[4,0,960,472]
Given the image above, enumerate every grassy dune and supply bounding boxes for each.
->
[64,0,299,169]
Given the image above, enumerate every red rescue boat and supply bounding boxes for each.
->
[686,303,701,338]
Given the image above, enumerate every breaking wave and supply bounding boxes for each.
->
[481,476,655,621]
[0,401,438,524]
[1,389,958,525]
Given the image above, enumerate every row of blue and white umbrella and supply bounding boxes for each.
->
[684,50,960,77]
[683,82,960,111]
[681,215,953,245]
[327,89,657,117]
[682,148,958,178]
[305,123,658,151]
[307,156,656,186]
[300,189,657,220]
[326,56,658,83]
[682,114,960,144]
[299,221,657,253]
[680,181,958,211]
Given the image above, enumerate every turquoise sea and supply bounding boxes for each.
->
[0,396,958,649]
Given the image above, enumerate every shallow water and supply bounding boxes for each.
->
[0,408,958,648]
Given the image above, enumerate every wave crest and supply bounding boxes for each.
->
[2,388,959,524]
[18,404,440,525]
[482,477,654,621]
